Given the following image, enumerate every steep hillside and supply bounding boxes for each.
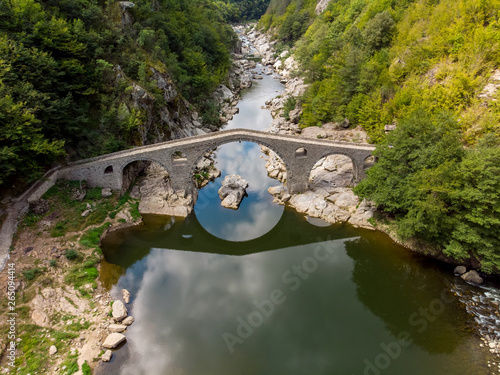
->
[0,0,237,194]
[260,0,500,273]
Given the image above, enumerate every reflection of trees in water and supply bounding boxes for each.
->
[344,235,470,354]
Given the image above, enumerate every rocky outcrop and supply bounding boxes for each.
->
[115,65,211,146]
[109,324,128,333]
[218,175,249,210]
[30,287,91,327]
[194,151,221,188]
[122,316,135,326]
[315,0,332,14]
[309,155,355,188]
[261,147,287,183]
[283,189,375,229]
[138,163,196,217]
[122,288,130,304]
[478,69,500,101]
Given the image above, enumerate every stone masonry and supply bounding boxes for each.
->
[59,129,376,194]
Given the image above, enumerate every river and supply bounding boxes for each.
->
[97,32,500,375]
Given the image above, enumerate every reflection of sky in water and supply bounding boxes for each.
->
[223,64,283,132]
[195,142,284,241]
[109,236,481,375]
[114,240,368,375]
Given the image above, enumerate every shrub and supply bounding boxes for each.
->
[65,249,79,260]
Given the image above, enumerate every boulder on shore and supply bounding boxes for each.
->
[218,175,248,210]
[102,333,126,349]
[461,270,483,285]
[112,300,128,322]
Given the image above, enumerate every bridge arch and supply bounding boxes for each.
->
[309,154,355,189]
[119,157,172,194]
[309,151,362,186]
[187,138,292,190]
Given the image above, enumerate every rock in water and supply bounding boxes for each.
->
[112,300,128,322]
[102,333,126,349]
[461,270,483,285]
[454,266,467,276]
[218,175,249,210]
[122,316,135,326]
[108,324,127,333]
[101,350,113,362]
[122,289,130,304]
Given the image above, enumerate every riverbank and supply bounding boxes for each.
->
[0,180,146,374]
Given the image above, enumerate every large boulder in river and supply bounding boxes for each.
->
[218,175,248,210]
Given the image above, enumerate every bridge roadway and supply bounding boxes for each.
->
[60,129,376,194]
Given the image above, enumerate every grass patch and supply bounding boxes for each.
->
[17,305,31,320]
[42,180,124,237]
[82,361,92,375]
[22,211,42,227]
[22,268,43,281]
[65,256,99,290]
[14,324,76,375]
[129,201,140,220]
[79,223,111,248]
[61,353,79,375]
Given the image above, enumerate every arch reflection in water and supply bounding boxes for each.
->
[194,141,285,242]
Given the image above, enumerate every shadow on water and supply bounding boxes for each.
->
[101,208,360,271]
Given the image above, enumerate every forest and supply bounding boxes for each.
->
[261,0,500,272]
[0,0,269,195]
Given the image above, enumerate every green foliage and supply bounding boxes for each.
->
[65,249,79,260]
[79,223,111,248]
[82,361,92,375]
[355,110,500,273]
[283,96,297,120]
[65,251,99,291]
[266,0,500,143]
[22,211,42,227]
[363,11,396,51]
[22,268,40,281]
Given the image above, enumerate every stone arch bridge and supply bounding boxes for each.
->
[60,129,376,194]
